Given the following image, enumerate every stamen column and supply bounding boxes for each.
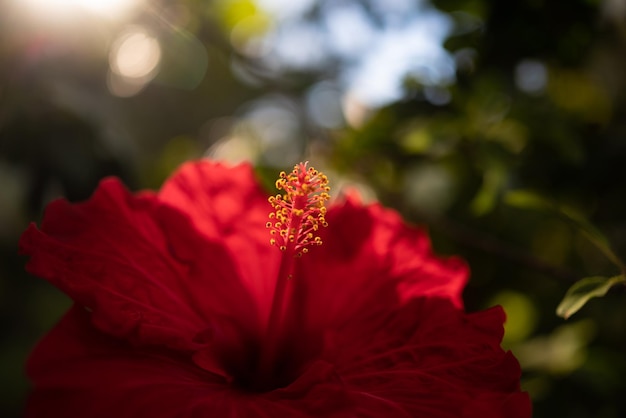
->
[258,163,330,383]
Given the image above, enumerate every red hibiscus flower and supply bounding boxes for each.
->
[20,160,531,417]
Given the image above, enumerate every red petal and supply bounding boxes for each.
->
[20,178,259,350]
[331,299,530,417]
[297,196,468,334]
[27,307,353,418]
[159,160,281,323]
[463,392,532,418]
[26,306,226,418]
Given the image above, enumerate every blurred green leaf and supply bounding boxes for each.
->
[504,189,551,210]
[505,190,625,271]
[556,275,626,319]
[489,290,539,344]
[470,166,505,216]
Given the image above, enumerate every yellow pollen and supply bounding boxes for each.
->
[267,162,330,256]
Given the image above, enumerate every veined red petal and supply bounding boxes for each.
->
[26,306,225,418]
[19,178,260,351]
[27,306,352,418]
[159,160,282,324]
[331,300,528,417]
[296,195,468,336]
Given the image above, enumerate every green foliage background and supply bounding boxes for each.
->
[1,0,625,417]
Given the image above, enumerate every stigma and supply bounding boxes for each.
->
[267,162,330,256]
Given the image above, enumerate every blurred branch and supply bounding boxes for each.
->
[418,211,580,283]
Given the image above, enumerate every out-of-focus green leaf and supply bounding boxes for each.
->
[504,189,551,210]
[217,0,262,29]
[505,189,625,271]
[470,166,505,215]
[401,127,432,154]
[489,290,539,344]
[556,275,626,319]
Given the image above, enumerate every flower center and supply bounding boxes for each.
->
[250,162,329,390]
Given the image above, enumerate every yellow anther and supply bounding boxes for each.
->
[267,162,330,256]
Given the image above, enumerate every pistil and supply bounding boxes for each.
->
[256,162,329,387]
